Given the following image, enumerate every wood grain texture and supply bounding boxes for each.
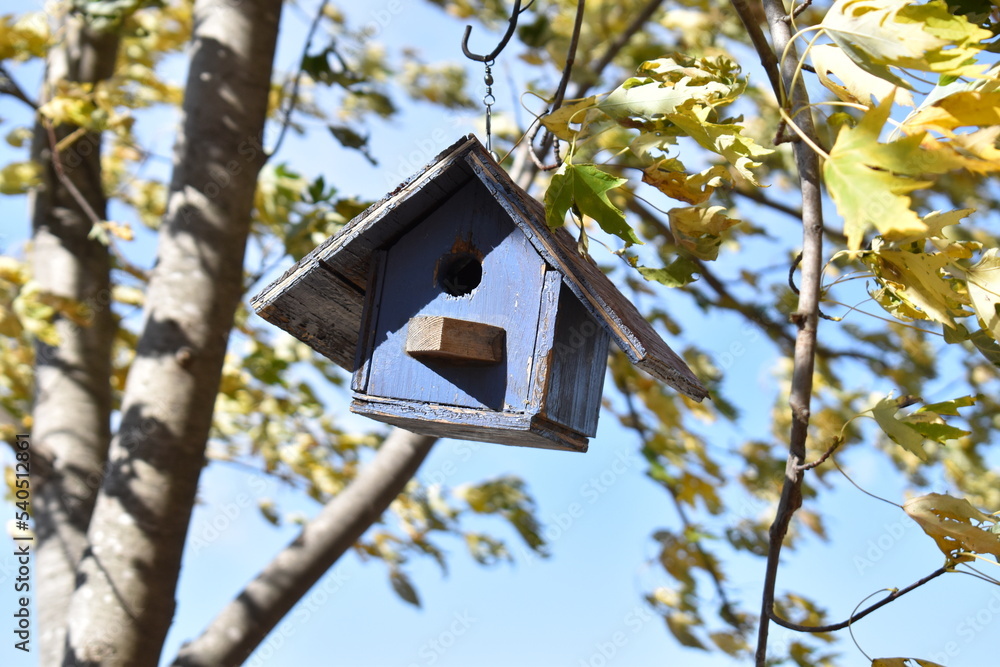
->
[365,179,546,411]
[351,396,588,452]
[544,281,610,436]
[464,148,708,401]
[252,133,708,404]
[406,316,505,365]
[352,251,386,392]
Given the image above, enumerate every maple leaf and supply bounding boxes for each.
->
[810,43,914,107]
[869,394,973,461]
[965,248,1000,342]
[544,164,639,245]
[824,94,977,249]
[821,0,990,83]
[903,492,1000,560]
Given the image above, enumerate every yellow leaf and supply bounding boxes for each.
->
[904,91,1000,135]
[0,13,49,61]
[868,246,967,329]
[0,161,41,195]
[903,492,1000,560]
[0,257,27,285]
[810,44,914,107]
[821,0,990,81]
[824,94,978,249]
[642,163,729,204]
[966,248,1000,341]
[872,659,946,667]
[541,96,597,141]
[668,205,741,261]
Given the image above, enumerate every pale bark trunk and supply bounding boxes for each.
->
[172,430,436,667]
[29,17,119,666]
[62,0,282,664]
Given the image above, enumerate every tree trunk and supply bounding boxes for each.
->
[172,430,436,667]
[61,0,282,664]
[29,16,119,666]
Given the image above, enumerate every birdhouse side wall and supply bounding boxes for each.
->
[542,281,611,437]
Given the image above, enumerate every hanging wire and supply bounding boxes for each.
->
[483,60,495,152]
[461,1,533,154]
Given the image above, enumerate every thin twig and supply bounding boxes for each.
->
[627,196,887,371]
[728,0,827,663]
[513,0,666,186]
[796,437,841,472]
[583,0,666,95]
[729,0,783,97]
[528,0,585,170]
[268,0,329,161]
[769,567,949,633]
[44,121,104,226]
[0,64,38,109]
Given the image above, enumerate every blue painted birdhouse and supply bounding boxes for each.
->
[252,135,707,452]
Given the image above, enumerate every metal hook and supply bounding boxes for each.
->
[461,0,533,63]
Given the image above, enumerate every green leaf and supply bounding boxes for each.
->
[389,569,421,607]
[871,394,972,460]
[969,328,1000,366]
[917,395,976,416]
[544,164,639,245]
[638,257,701,287]
[328,125,377,165]
[871,395,930,460]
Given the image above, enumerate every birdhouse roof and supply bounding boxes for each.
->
[252,134,708,402]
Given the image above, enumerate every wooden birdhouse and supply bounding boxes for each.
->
[251,135,707,452]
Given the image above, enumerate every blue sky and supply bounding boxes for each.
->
[2,1,1000,666]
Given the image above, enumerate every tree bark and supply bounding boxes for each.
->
[172,429,436,667]
[29,15,119,666]
[62,0,282,664]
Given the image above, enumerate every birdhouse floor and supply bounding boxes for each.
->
[351,395,588,452]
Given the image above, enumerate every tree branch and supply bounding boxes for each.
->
[0,63,38,109]
[29,15,120,665]
[63,1,283,664]
[527,0,584,170]
[770,567,949,633]
[730,0,783,96]
[728,0,826,663]
[172,429,437,667]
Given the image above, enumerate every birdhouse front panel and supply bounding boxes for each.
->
[352,178,547,413]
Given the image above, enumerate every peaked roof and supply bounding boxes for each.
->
[252,134,708,401]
